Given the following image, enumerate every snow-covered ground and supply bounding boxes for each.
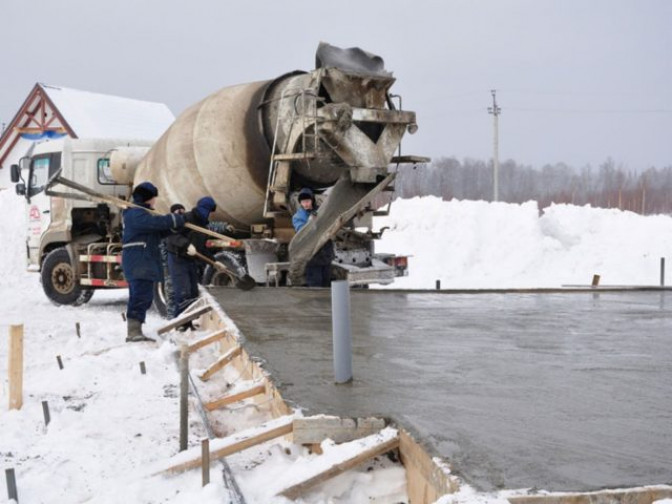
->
[1,185,671,503]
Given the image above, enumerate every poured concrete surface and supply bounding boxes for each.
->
[209,288,672,492]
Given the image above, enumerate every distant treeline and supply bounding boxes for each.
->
[392,157,672,215]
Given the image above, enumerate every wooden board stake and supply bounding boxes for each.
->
[8,325,23,410]
[201,438,210,486]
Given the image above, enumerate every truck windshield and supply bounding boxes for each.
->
[30,157,50,190]
[28,153,61,195]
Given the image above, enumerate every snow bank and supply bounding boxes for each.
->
[375,197,672,289]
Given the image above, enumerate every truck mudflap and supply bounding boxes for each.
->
[288,171,395,285]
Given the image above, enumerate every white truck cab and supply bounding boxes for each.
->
[11,137,152,304]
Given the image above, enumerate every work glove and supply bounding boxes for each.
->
[186,244,197,256]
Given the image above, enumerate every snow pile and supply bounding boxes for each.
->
[376,197,672,289]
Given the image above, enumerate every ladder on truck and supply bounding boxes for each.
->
[263,85,323,218]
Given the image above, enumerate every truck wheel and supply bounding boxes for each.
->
[153,281,170,318]
[152,243,172,319]
[41,248,94,306]
[202,251,247,287]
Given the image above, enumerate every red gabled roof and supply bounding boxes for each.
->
[0,83,76,168]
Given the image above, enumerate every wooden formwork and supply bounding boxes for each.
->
[172,297,459,502]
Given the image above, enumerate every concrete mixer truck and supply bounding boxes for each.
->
[10,43,428,307]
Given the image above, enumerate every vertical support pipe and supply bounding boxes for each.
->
[179,345,189,452]
[331,280,352,384]
[591,274,600,287]
[201,438,210,486]
[660,257,665,287]
[435,280,441,290]
[8,325,23,410]
[56,356,64,370]
[5,468,18,502]
[139,362,146,375]
[75,322,81,338]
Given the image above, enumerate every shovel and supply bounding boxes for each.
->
[192,251,256,291]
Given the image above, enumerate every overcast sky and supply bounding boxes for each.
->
[1,0,669,171]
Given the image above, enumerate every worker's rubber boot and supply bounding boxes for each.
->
[126,318,155,343]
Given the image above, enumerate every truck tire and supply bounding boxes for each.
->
[201,251,247,287]
[152,243,172,319]
[153,281,170,318]
[41,247,94,306]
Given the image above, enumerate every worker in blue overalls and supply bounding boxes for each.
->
[164,197,217,327]
[121,182,185,342]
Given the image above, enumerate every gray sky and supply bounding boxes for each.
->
[1,0,669,171]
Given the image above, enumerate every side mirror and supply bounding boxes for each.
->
[10,164,21,183]
[15,183,26,196]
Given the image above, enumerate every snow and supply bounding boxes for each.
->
[376,198,672,289]
[41,84,175,141]
[2,185,671,503]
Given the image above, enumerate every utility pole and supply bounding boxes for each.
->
[488,90,501,201]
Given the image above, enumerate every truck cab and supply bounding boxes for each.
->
[11,137,152,304]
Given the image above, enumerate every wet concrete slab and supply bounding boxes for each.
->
[208,287,672,492]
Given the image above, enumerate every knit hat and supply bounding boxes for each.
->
[195,196,216,221]
[132,182,158,203]
[170,203,185,213]
[298,187,314,202]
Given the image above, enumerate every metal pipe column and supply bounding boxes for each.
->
[331,280,353,383]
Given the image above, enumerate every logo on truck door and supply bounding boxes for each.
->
[29,205,41,221]
[29,204,42,236]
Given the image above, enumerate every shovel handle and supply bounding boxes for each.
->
[52,176,240,245]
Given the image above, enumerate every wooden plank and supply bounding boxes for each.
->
[204,382,266,411]
[508,487,672,504]
[199,346,242,381]
[293,416,386,444]
[399,429,459,503]
[8,324,23,410]
[157,305,212,335]
[278,428,400,500]
[186,329,228,354]
[156,414,295,475]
